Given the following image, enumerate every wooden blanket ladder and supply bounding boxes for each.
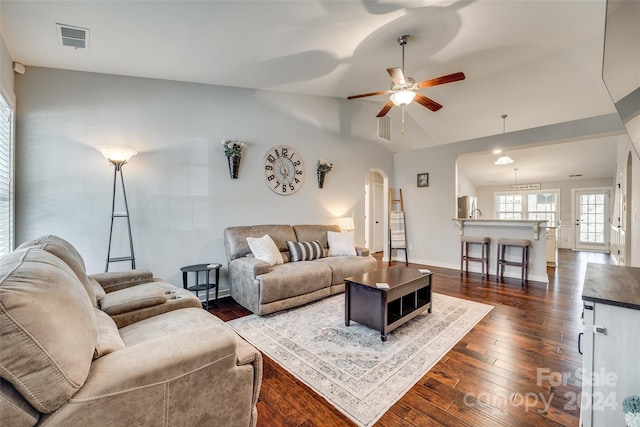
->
[389,188,408,265]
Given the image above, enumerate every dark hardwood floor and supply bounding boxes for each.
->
[209,249,612,426]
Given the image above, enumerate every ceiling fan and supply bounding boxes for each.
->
[347,35,465,127]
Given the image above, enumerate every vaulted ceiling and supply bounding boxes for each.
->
[1,0,624,184]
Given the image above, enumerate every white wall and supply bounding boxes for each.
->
[394,114,626,270]
[14,67,395,291]
[456,168,476,198]
[616,139,640,266]
[0,35,15,106]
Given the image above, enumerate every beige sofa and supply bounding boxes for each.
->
[0,238,262,427]
[224,224,377,315]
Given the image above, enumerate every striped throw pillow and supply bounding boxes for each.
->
[286,240,325,262]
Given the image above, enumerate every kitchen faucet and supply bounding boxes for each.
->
[471,208,482,219]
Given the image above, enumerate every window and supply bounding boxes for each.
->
[0,94,13,257]
[495,194,522,220]
[495,190,558,225]
[527,193,558,225]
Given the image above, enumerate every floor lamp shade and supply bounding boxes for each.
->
[97,146,137,170]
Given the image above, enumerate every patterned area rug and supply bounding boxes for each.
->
[229,293,493,426]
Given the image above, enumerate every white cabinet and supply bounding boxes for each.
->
[546,227,557,266]
[580,264,640,427]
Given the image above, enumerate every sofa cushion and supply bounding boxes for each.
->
[257,262,331,304]
[327,231,357,256]
[0,378,40,427]
[100,283,169,316]
[93,309,126,359]
[0,248,96,414]
[317,255,378,285]
[224,225,296,262]
[247,234,284,266]
[17,235,96,307]
[286,240,324,262]
[89,276,107,302]
[293,224,340,249]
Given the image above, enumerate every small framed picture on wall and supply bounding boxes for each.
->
[417,173,429,188]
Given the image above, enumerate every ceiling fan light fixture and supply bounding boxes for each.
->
[494,155,514,165]
[390,90,416,106]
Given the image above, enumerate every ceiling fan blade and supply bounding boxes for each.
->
[347,91,389,100]
[376,101,394,117]
[417,72,465,89]
[387,68,406,85]
[414,93,443,111]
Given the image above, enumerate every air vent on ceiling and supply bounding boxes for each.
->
[377,115,391,142]
[56,23,90,49]
[569,174,583,178]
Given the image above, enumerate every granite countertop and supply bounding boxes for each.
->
[582,263,640,311]
[452,218,548,224]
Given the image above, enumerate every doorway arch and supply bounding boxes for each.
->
[364,168,389,261]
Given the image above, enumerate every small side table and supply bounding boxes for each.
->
[180,263,221,309]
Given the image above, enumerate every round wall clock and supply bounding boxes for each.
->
[262,145,304,195]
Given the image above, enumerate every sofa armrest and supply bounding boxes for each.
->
[229,257,271,277]
[234,335,263,411]
[78,323,238,397]
[42,317,262,426]
[89,269,154,293]
[355,246,370,257]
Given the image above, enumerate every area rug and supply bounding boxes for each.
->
[228,293,493,426]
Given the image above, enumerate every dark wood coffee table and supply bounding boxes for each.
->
[344,265,432,341]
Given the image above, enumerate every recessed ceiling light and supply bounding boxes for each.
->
[493,149,502,154]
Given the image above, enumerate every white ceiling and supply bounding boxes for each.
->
[457,134,625,186]
[0,0,625,184]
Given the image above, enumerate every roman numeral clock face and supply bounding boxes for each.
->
[263,145,305,195]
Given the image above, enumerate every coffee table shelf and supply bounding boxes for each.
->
[345,266,432,341]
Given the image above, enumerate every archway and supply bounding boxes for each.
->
[364,169,389,260]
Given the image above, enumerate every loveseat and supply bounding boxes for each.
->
[0,236,262,427]
[224,224,377,315]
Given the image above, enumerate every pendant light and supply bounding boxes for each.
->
[494,114,514,165]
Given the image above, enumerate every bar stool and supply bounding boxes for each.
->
[460,236,490,278]
[496,238,530,284]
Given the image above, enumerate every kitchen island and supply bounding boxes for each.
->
[452,219,548,283]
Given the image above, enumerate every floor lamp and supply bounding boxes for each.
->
[97,146,137,272]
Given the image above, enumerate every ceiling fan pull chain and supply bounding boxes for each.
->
[401,106,406,134]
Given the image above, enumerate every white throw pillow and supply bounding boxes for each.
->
[327,230,357,256]
[247,234,284,266]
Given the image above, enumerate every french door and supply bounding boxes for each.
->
[574,189,610,251]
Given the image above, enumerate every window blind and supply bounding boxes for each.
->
[0,94,13,256]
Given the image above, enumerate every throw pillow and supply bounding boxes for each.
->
[246,234,284,266]
[286,240,325,262]
[327,230,357,256]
